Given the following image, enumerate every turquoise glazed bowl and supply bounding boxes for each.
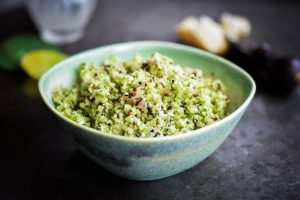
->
[39,41,255,180]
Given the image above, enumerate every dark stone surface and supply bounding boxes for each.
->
[0,0,299,199]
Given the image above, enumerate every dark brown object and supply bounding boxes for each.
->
[225,42,300,95]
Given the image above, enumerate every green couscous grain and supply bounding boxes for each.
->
[52,53,229,138]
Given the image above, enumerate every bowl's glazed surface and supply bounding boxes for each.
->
[39,41,255,180]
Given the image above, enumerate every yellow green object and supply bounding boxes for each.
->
[0,34,58,72]
[21,49,67,79]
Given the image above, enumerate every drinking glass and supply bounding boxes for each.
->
[27,0,97,44]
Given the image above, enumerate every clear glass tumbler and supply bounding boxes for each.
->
[26,0,97,44]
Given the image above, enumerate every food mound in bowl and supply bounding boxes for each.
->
[52,53,229,138]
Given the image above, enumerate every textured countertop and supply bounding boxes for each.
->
[0,0,299,199]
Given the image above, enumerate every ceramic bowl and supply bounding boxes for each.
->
[39,41,256,180]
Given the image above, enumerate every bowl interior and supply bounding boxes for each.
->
[39,41,255,122]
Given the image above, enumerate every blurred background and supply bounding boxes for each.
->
[0,0,299,200]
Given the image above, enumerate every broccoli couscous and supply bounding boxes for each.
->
[52,53,229,138]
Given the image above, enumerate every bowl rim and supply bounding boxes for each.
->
[39,41,256,143]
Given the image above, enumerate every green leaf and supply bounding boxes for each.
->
[0,34,58,71]
[0,51,16,71]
